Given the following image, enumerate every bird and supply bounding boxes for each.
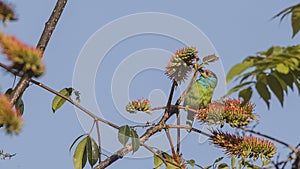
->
[183,69,218,131]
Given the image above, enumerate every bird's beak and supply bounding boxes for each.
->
[200,71,207,78]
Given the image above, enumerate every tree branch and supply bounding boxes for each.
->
[9,0,68,105]
[93,81,177,169]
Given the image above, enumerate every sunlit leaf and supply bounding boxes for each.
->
[52,88,73,113]
[154,153,163,169]
[86,136,100,168]
[276,63,289,74]
[231,156,236,169]
[162,152,178,169]
[69,134,87,152]
[73,136,88,169]
[218,163,229,169]
[118,125,131,147]
[226,61,253,84]
[186,159,195,169]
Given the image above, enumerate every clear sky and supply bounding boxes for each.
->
[0,1,299,169]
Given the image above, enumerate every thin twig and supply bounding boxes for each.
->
[165,128,176,157]
[95,121,102,163]
[167,124,212,138]
[141,143,182,169]
[176,110,180,154]
[93,81,177,169]
[150,105,199,114]
[0,62,120,129]
[88,120,96,134]
[174,70,198,154]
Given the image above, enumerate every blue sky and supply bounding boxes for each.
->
[0,1,300,169]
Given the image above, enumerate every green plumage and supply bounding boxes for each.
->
[184,70,217,130]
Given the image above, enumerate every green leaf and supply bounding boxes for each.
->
[86,136,100,168]
[52,88,73,113]
[186,159,195,169]
[291,4,300,38]
[204,165,212,169]
[231,156,236,169]
[131,129,140,154]
[202,54,219,64]
[225,81,254,97]
[255,82,270,109]
[214,157,224,164]
[276,63,289,74]
[218,163,229,169]
[162,152,178,169]
[277,72,294,90]
[73,136,88,169]
[154,153,163,169]
[118,125,131,147]
[272,5,293,22]
[226,61,253,84]
[272,72,288,94]
[267,74,284,106]
[238,87,253,106]
[69,134,87,152]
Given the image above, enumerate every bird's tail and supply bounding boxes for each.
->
[186,110,195,132]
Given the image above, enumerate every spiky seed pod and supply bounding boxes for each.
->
[224,99,255,127]
[126,99,151,114]
[175,47,198,66]
[196,99,255,128]
[0,32,45,77]
[0,1,16,23]
[165,47,198,84]
[210,130,277,160]
[0,94,23,134]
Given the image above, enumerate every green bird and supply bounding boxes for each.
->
[184,69,218,130]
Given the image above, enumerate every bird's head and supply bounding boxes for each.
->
[200,69,216,78]
[199,69,218,88]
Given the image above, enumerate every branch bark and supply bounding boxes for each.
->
[9,0,68,104]
[93,81,177,169]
